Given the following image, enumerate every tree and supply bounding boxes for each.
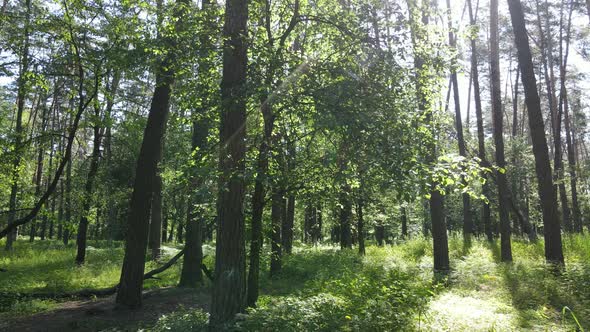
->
[209,0,249,325]
[408,0,449,272]
[491,0,512,262]
[116,0,189,308]
[75,99,103,265]
[466,0,492,241]
[446,0,472,241]
[5,0,31,251]
[506,0,564,265]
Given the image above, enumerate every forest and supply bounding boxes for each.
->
[0,0,589,330]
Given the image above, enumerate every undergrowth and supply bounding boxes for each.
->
[2,234,590,331]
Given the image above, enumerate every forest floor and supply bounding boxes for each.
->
[0,235,588,331]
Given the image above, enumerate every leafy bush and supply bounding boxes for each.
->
[150,307,209,332]
[236,294,347,331]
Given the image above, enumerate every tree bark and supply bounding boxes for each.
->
[467,0,492,241]
[408,0,449,271]
[269,187,283,276]
[5,0,31,250]
[148,172,163,260]
[76,103,103,265]
[446,0,472,240]
[491,0,512,262]
[246,98,274,307]
[507,0,564,264]
[210,0,249,325]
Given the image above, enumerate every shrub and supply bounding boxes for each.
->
[150,307,209,332]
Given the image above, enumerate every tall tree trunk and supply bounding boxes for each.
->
[179,92,211,287]
[408,0,449,271]
[491,0,512,262]
[76,103,102,265]
[281,139,296,254]
[5,0,32,251]
[246,98,274,307]
[558,0,579,233]
[210,0,249,324]
[63,116,73,246]
[30,103,48,243]
[446,0,472,241]
[507,0,564,265]
[469,0,493,240]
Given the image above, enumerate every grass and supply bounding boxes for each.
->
[1,234,589,331]
[0,238,187,318]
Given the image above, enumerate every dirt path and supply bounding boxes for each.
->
[1,287,210,332]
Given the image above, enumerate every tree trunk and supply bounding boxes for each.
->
[467,0,492,242]
[401,206,408,239]
[446,0,472,241]
[246,97,274,307]
[507,0,564,265]
[210,0,249,325]
[63,120,73,247]
[339,184,353,249]
[148,173,163,260]
[491,0,512,262]
[76,104,102,265]
[282,195,295,254]
[179,100,211,288]
[269,187,283,277]
[281,139,296,254]
[408,0,449,271]
[5,0,31,251]
[357,201,365,255]
[558,0,580,233]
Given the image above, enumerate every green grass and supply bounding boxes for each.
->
[0,238,187,318]
[1,234,590,331]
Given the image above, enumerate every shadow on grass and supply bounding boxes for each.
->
[485,238,590,330]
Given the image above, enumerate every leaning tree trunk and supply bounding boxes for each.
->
[491,0,512,262]
[507,0,564,265]
[210,0,249,325]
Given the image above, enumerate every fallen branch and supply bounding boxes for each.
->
[1,248,190,300]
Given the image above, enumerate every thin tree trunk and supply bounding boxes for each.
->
[446,0,472,241]
[269,187,283,276]
[507,0,564,265]
[76,103,103,265]
[246,97,274,307]
[5,0,31,251]
[491,0,512,262]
